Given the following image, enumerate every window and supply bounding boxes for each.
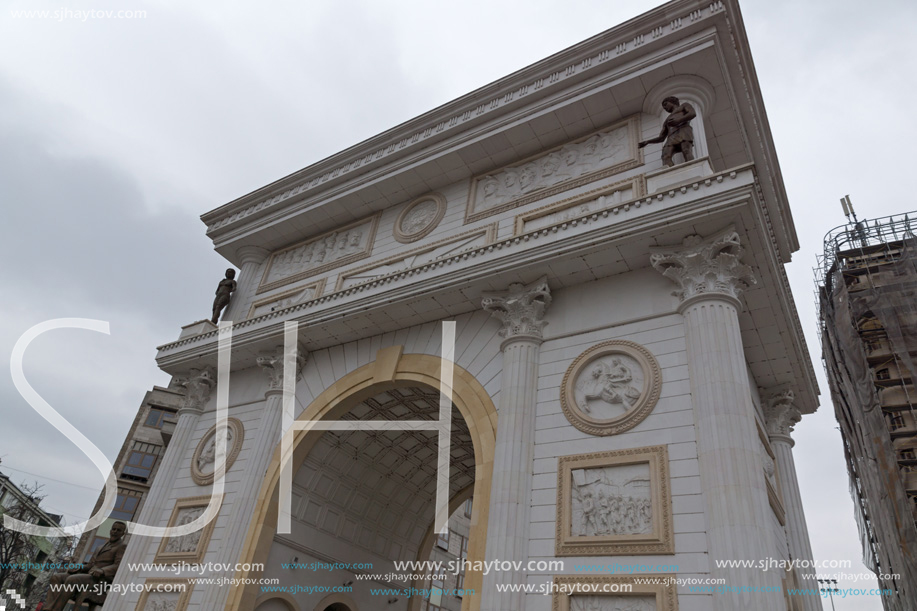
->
[111,493,141,521]
[34,550,47,563]
[428,577,444,606]
[459,534,468,560]
[463,498,472,518]
[83,536,107,562]
[145,407,173,429]
[436,530,449,550]
[122,452,157,481]
[456,571,464,595]
[121,443,161,482]
[876,368,891,381]
[889,414,906,431]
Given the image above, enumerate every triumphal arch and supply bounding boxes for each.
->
[108,1,822,610]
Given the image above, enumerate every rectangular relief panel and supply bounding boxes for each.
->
[154,495,222,564]
[556,445,673,556]
[134,578,194,611]
[247,279,326,319]
[552,575,677,611]
[465,115,642,223]
[335,225,496,291]
[514,176,645,235]
[258,213,381,293]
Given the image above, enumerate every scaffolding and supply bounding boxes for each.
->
[816,211,917,610]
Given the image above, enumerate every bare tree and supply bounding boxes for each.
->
[0,482,49,596]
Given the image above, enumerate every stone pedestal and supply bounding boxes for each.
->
[652,229,783,609]
[480,277,551,611]
[764,389,823,611]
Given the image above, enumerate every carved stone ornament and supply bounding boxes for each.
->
[154,496,221,564]
[649,226,757,307]
[134,578,193,611]
[257,343,308,392]
[551,575,676,611]
[393,193,446,243]
[481,276,551,342]
[174,367,216,412]
[556,446,673,556]
[190,418,244,486]
[466,116,641,222]
[763,388,800,439]
[561,341,662,436]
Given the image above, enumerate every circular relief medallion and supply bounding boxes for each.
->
[190,418,244,486]
[393,193,446,243]
[561,340,662,436]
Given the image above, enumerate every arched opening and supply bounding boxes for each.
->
[227,351,496,611]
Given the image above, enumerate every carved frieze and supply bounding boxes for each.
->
[134,579,193,611]
[336,225,496,291]
[556,446,673,556]
[561,341,662,436]
[514,177,643,234]
[552,576,677,611]
[247,280,325,319]
[258,214,380,293]
[190,418,245,486]
[466,116,642,222]
[154,496,221,564]
[394,193,447,243]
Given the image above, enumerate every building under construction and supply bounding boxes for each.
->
[817,210,917,609]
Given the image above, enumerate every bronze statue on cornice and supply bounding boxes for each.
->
[638,96,696,167]
[211,268,237,324]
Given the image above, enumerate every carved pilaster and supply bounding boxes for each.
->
[174,367,216,413]
[650,227,756,309]
[481,275,551,343]
[257,344,308,393]
[763,388,801,442]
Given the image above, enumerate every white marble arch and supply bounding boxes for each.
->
[255,593,300,611]
[228,352,498,611]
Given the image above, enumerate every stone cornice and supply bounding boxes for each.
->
[163,166,754,357]
[201,0,731,243]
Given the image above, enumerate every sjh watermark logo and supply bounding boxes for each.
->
[6,319,456,539]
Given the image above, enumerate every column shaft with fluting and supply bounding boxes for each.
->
[652,229,782,610]
[480,277,551,611]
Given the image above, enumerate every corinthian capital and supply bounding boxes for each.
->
[762,388,801,439]
[482,276,551,342]
[650,227,756,307]
[175,367,217,412]
[257,343,308,392]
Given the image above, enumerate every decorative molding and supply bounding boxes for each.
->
[755,418,786,526]
[561,341,662,436]
[393,193,447,243]
[556,446,674,556]
[159,167,755,356]
[551,575,677,611]
[514,176,644,235]
[336,225,496,291]
[465,116,642,223]
[190,418,245,486]
[649,225,757,308]
[257,213,381,294]
[247,280,326,319]
[173,367,216,413]
[204,2,732,237]
[481,276,551,342]
[133,578,194,611]
[154,496,222,565]
[257,343,308,392]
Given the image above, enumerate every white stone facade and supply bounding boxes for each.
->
[108,1,822,610]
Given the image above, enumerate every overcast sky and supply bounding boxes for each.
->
[1,0,914,608]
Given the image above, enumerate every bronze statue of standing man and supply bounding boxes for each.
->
[638,96,696,167]
[211,268,237,324]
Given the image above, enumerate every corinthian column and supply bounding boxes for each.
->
[110,368,215,607]
[764,389,823,611]
[651,228,783,609]
[479,277,551,611]
[200,343,307,609]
